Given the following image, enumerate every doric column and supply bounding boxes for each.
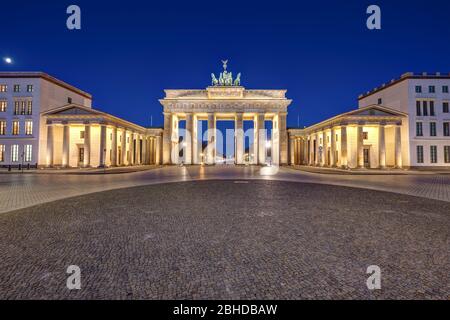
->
[340,126,348,168]
[136,135,140,164]
[185,113,193,164]
[163,113,172,164]
[46,124,54,167]
[257,113,266,165]
[289,135,295,165]
[308,136,313,165]
[99,124,107,167]
[150,137,154,164]
[171,116,179,164]
[304,137,309,165]
[307,137,310,165]
[235,112,244,164]
[314,133,320,166]
[129,132,135,165]
[192,115,198,164]
[330,128,336,167]
[207,112,215,164]
[395,125,402,168]
[357,125,364,168]
[271,115,280,165]
[111,126,117,166]
[83,124,91,167]
[121,129,127,165]
[151,137,155,164]
[279,113,288,165]
[62,123,70,168]
[298,138,302,165]
[252,115,258,164]
[142,136,147,165]
[378,124,386,169]
[155,135,161,165]
[322,131,327,167]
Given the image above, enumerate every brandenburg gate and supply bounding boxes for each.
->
[159,61,292,165]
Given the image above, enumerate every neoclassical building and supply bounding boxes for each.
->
[43,105,162,168]
[159,61,290,165]
[288,106,407,169]
[1,67,449,169]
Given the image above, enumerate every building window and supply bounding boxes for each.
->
[27,101,32,115]
[415,86,422,93]
[13,85,20,92]
[20,101,26,115]
[11,145,19,162]
[335,134,338,142]
[0,100,6,112]
[430,122,436,136]
[430,146,437,163]
[443,102,449,113]
[430,101,435,116]
[27,85,33,92]
[444,122,450,136]
[429,85,435,93]
[445,146,450,163]
[416,122,423,136]
[0,121,5,135]
[0,85,7,92]
[80,131,85,139]
[423,101,428,116]
[378,98,382,104]
[68,97,72,104]
[25,121,33,135]
[416,146,424,164]
[443,86,449,93]
[363,132,368,140]
[12,120,19,135]
[14,101,20,115]
[416,101,421,116]
[0,145,4,162]
[24,145,32,162]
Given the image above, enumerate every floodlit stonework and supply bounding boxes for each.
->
[159,85,291,165]
[1,67,449,170]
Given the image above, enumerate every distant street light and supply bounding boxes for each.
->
[4,57,12,64]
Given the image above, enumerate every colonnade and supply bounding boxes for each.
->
[162,112,288,165]
[289,123,403,169]
[46,121,161,168]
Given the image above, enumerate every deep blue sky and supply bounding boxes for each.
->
[1,0,449,128]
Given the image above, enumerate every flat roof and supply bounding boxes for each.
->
[0,72,92,99]
[358,72,450,100]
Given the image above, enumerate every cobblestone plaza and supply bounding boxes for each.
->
[0,167,449,299]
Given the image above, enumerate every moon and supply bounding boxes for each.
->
[4,57,12,64]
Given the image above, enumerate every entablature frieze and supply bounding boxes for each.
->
[160,100,291,114]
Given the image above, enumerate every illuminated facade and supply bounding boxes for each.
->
[358,72,450,168]
[288,106,407,169]
[159,86,291,165]
[1,69,449,170]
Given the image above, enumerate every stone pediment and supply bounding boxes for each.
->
[346,105,407,118]
[43,104,103,116]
